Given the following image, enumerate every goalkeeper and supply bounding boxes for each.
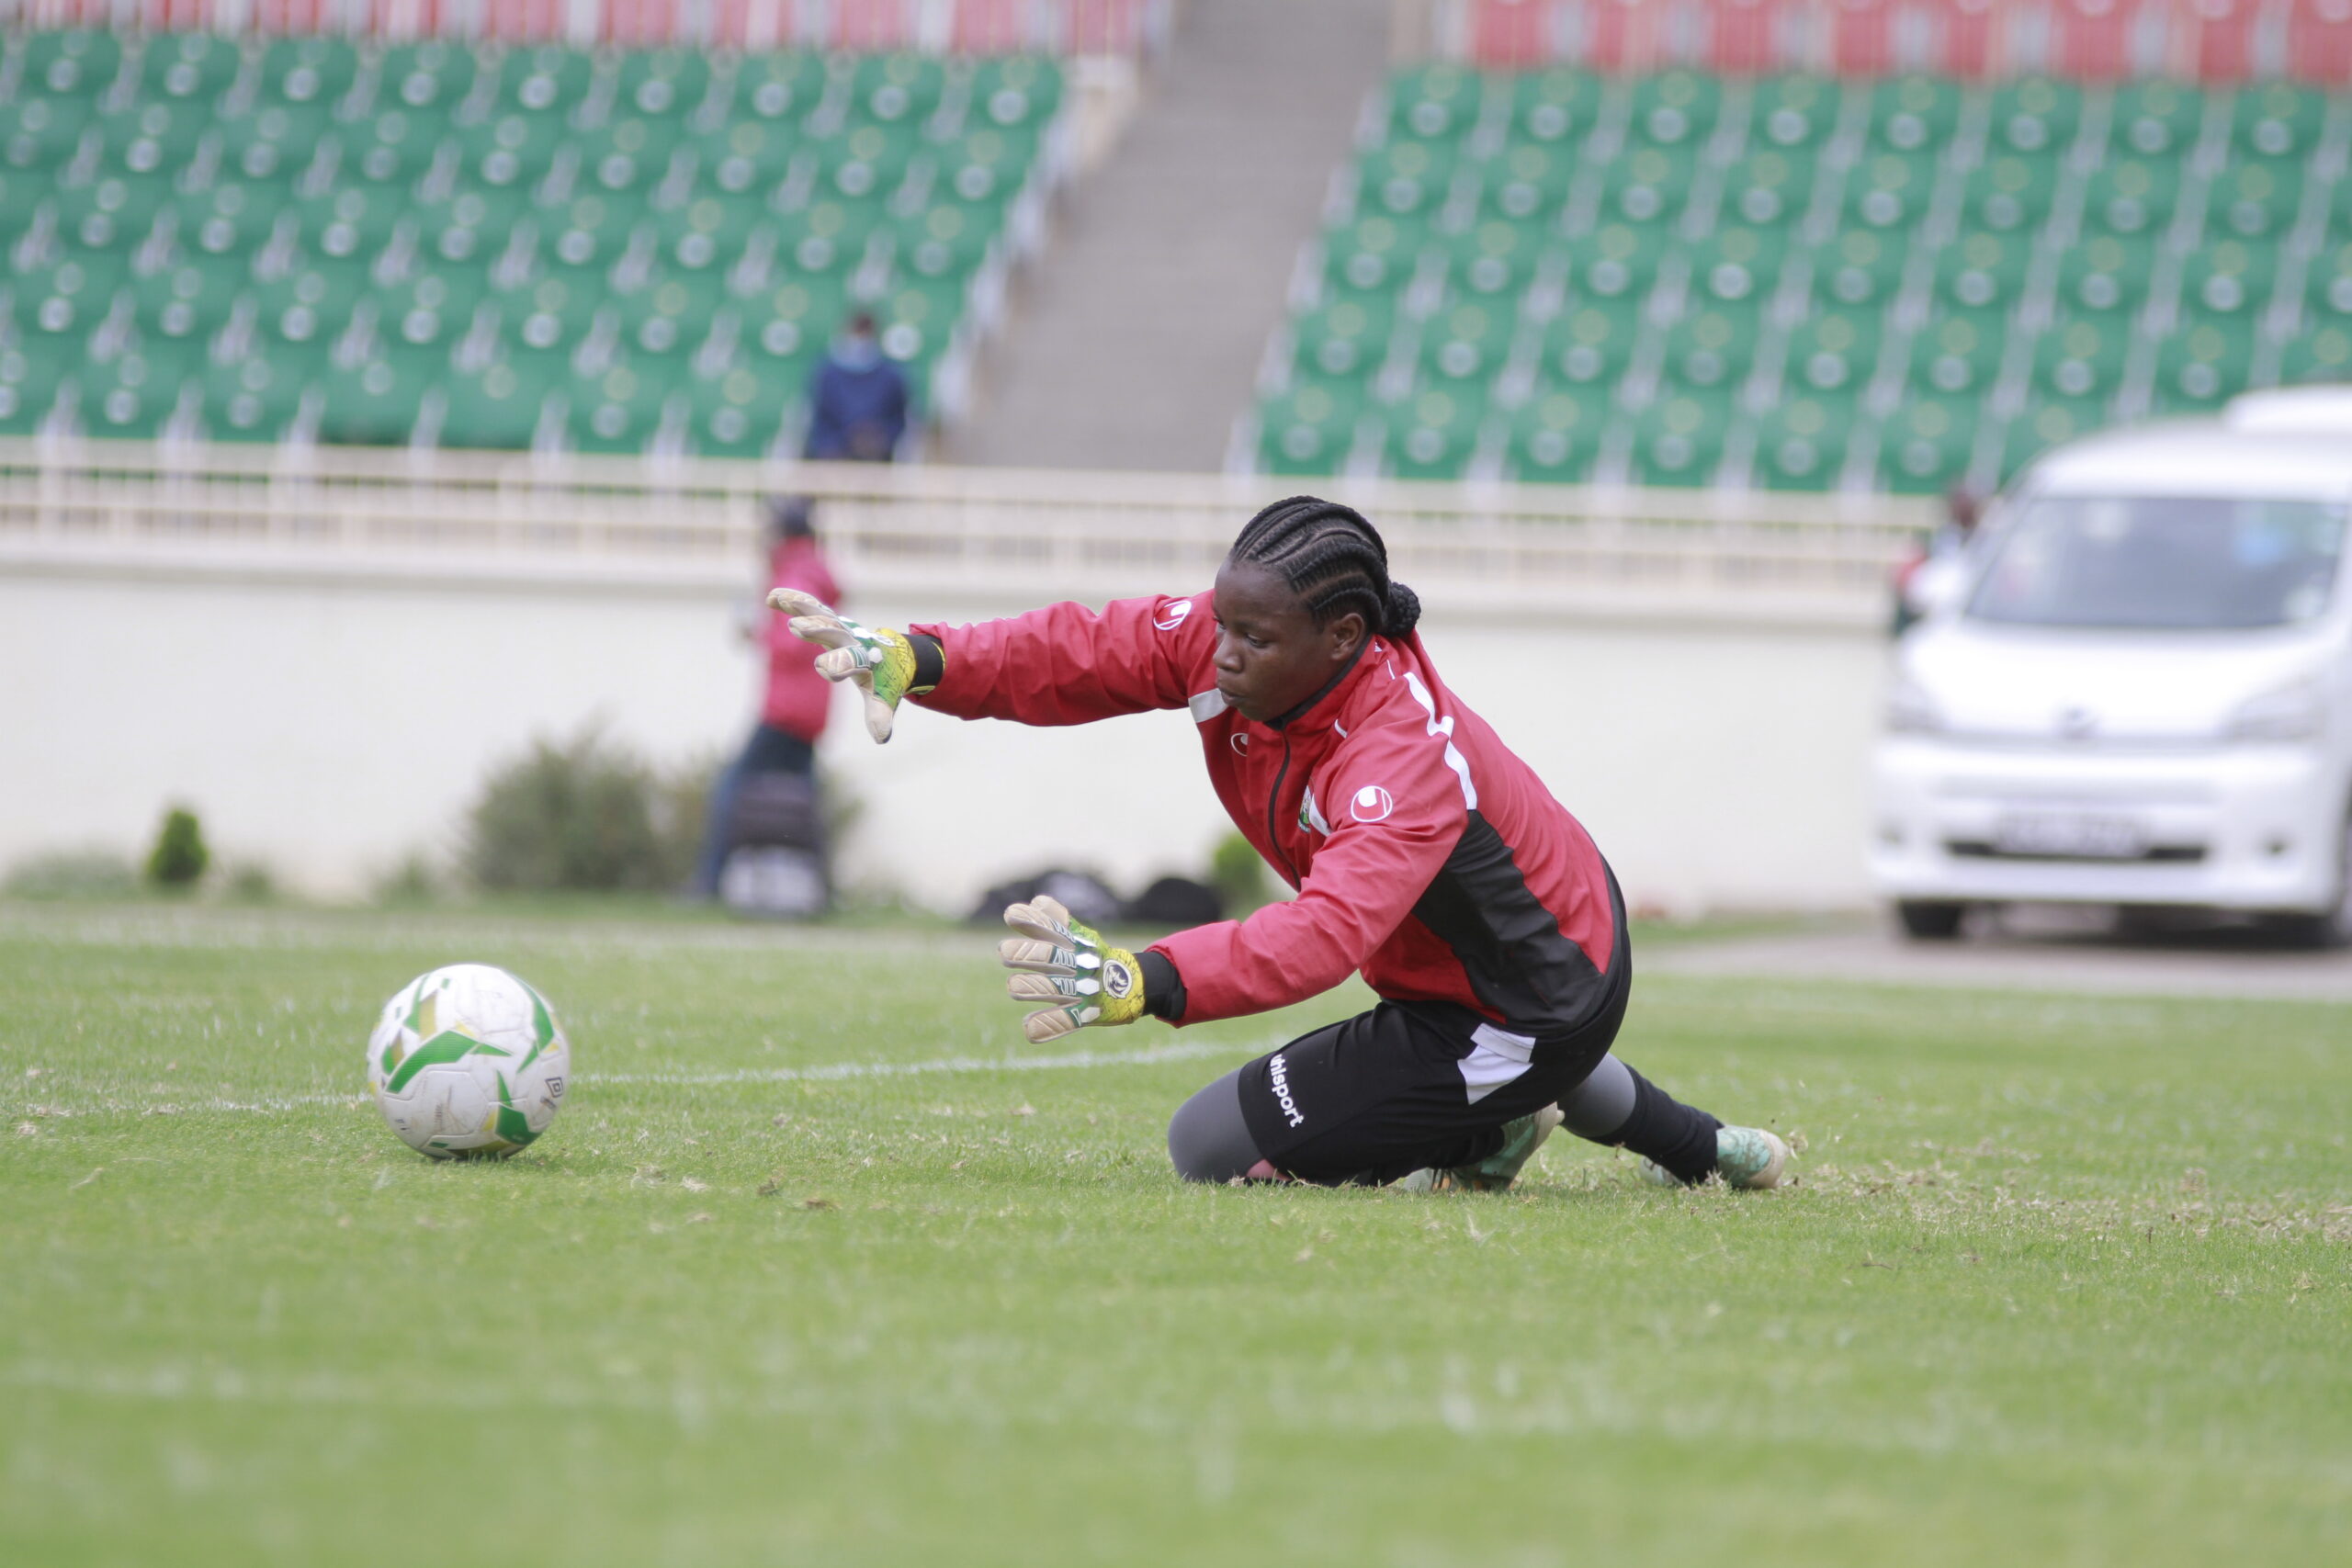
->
[775,496,1788,1192]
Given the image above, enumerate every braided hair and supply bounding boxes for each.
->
[1227,496,1423,640]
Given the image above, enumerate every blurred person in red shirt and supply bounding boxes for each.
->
[692,498,841,898]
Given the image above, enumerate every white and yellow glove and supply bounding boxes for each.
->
[768,588,929,743]
[999,896,1147,1045]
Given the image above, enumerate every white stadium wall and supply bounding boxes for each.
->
[0,567,1891,916]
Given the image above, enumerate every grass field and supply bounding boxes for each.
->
[5,899,2348,1567]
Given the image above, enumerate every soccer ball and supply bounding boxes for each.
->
[367,964,571,1159]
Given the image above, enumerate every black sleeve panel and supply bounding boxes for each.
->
[1139,950,1188,1021]
[909,633,945,693]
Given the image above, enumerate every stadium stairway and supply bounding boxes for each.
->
[945,0,1391,470]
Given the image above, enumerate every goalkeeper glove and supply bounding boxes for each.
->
[768,589,931,743]
[999,896,1147,1044]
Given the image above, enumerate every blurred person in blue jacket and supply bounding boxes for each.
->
[805,312,911,460]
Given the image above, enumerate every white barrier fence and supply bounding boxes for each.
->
[0,440,1936,624]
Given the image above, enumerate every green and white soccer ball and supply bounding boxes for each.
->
[367,964,570,1159]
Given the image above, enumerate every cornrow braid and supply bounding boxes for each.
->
[1228,495,1423,640]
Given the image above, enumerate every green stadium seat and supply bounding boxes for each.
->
[84,344,204,439]
[874,276,961,369]
[1989,77,2082,156]
[1573,222,1665,304]
[2082,157,2182,239]
[568,363,671,454]
[55,173,169,253]
[182,181,289,264]
[1627,390,1727,486]
[935,126,1035,208]
[2309,241,2352,322]
[139,31,242,104]
[1868,75,1962,152]
[687,362,793,460]
[2232,82,2326,161]
[21,252,125,341]
[1751,394,1855,491]
[346,107,443,187]
[1683,225,1787,307]
[1291,296,1396,380]
[256,259,373,348]
[1843,152,1937,232]
[1745,76,1838,151]
[1962,154,2058,235]
[465,111,569,192]
[1876,395,1977,493]
[1419,298,1515,387]
[441,358,550,449]
[385,271,486,350]
[1541,303,1638,389]
[2109,80,2206,160]
[1998,397,2110,480]
[132,262,242,346]
[3,93,90,170]
[886,203,989,283]
[580,115,684,196]
[504,46,598,117]
[1811,227,1905,308]
[1479,141,1574,224]
[0,350,61,434]
[1626,70,1720,149]
[1505,385,1603,482]
[821,122,917,204]
[23,30,122,99]
[2058,232,2156,316]
[1258,380,1362,475]
[1387,62,1486,144]
[2279,321,2352,385]
[750,275,848,367]
[2177,238,2278,320]
[625,48,717,120]
[1910,310,2008,397]
[1326,207,1430,303]
[1356,139,1456,220]
[380,41,480,116]
[1509,67,1600,147]
[1935,230,2033,313]
[703,118,796,197]
[205,351,311,443]
[2151,321,2256,412]
[776,197,874,276]
[1785,306,1882,396]
[260,36,359,110]
[2209,161,2302,242]
[93,98,206,181]
[1444,219,1539,300]
[626,276,721,358]
[1384,385,1485,479]
[1599,144,1696,228]
[1658,300,1761,391]
[2032,315,2132,401]
[508,274,608,354]
[970,56,1063,130]
[317,350,437,446]
[1717,150,1814,228]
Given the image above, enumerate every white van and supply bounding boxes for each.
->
[1870,389,2352,942]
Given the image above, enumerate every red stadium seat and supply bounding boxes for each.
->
[1472,0,1557,68]
[2179,0,2261,84]
[1830,0,1896,75]
[2050,0,2156,80]
[2286,0,2352,85]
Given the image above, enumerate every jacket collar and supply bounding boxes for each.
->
[1265,637,1385,735]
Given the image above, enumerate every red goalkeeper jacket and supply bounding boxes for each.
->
[910,592,1620,1037]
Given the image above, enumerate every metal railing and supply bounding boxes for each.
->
[0,438,1936,622]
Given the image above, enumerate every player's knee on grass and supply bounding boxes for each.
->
[1168,1069,1265,1183]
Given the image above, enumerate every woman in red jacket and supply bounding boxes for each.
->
[775,496,1788,1192]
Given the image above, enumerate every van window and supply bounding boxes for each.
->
[1968,495,2346,629]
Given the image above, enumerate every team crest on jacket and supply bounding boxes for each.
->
[1154,600,1193,631]
[1350,785,1395,822]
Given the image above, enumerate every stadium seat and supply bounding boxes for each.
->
[1658,301,1761,391]
[1867,75,1962,152]
[1479,141,1575,223]
[1751,394,1856,491]
[2279,321,2352,385]
[1683,224,1788,306]
[1292,296,1397,380]
[2109,79,2207,159]
[1744,76,1838,151]
[1510,67,1600,146]
[1354,139,1456,220]
[2177,238,2278,320]
[1627,391,1726,486]
[1988,77,2082,156]
[1599,145,1698,228]
[2232,82,2327,161]
[2031,316,2132,402]
[2082,157,2182,239]
[1321,212,1424,299]
[1785,306,1882,397]
[1258,380,1363,475]
[2308,242,2352,322]
[2058,233,2156,316]
[2152,320,2256,412]
[1935,231,2033,313]
[1505,385,1602,481]
[1541,304,1640,388]
[1384,385,1485,479]
[1419,298,1516,387]
[1961,155,2058,235]
[1811,226,1905,308]
[1626,71,1722,149]
[2208,161,2302,243]
[1443,220,1540,301]
[1387,61,1486,143]
[1911,310,2009,397]
[1843,152,1937,233]
[1876,395,1978,494]
[1717,150,1815,228]
[1572,222,1665,303]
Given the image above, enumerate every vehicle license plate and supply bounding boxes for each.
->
[1991,813,2151,859]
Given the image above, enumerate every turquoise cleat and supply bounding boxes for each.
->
[1641,1125,1790,1190]
[1397,1104,1566,1192]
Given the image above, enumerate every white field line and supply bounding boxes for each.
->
[28,1037,1263,1118]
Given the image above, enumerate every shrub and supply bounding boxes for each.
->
[464,728,700,893]
[146,807,209,889]
[1209,830,1274,917]
[4,850,138,899]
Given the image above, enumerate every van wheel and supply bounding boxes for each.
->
[1895,900,1968,941]
[2267,808,2352,949]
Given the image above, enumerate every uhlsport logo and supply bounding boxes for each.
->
[1103,958,1135,999]
[1350,784,1396,823]
[1155,599,1193,631]
[1268,1052,1305,1128]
